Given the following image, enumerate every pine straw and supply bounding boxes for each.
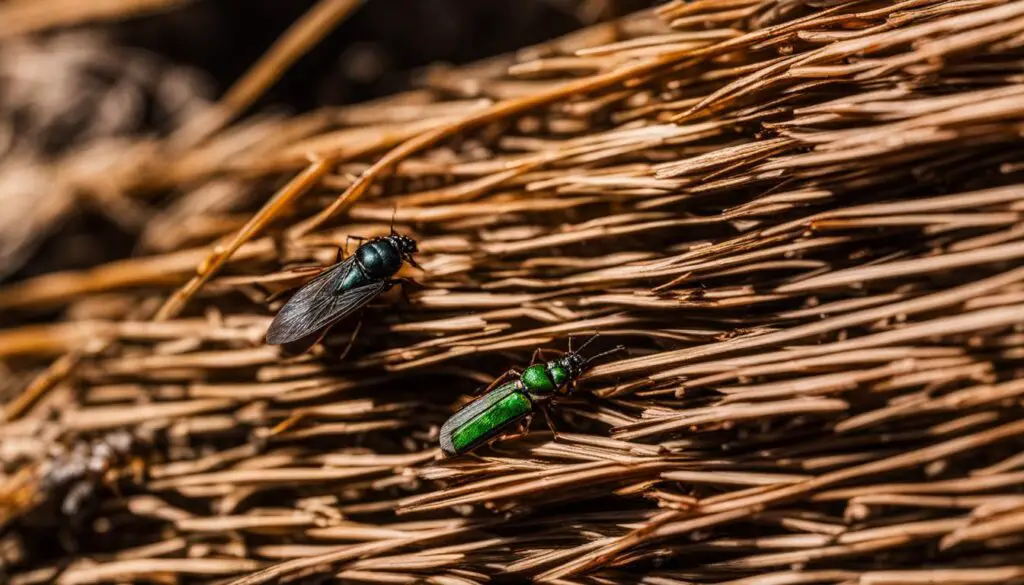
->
[3,0,1024,583]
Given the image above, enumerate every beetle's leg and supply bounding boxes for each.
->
[489,414,533,445]
[540,405,561,441]
[476,369,521,395]
[338,320,363,361]
[517,413,533,434]
[490,429,530,444]
[530,348,560,365]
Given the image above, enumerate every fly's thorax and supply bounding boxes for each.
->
[357,239,403,278]
[520,361,574,399]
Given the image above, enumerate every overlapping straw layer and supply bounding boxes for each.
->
[2,0,1024,583]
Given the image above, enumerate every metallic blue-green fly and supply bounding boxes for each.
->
[265,229,420,355]
[439,335,625,457]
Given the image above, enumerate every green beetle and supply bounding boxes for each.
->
[439,336,625,457]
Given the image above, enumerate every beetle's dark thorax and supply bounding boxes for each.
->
[562,353,585,379]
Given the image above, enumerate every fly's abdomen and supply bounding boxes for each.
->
[439,383,533,456]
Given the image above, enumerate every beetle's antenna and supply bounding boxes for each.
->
[583,345,627,367]
[573,333,600,356]
[390,206,398,235]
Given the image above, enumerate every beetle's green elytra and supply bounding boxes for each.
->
[521,364,555,394]
[438,335,627,457]
[440,382,533,456]
[449,387,531,454]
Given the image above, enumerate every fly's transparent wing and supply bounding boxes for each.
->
[265,259,389,344]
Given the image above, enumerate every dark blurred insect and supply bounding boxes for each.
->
[265,229,421,355]
[0,430,149,530]
[439,335,626,457]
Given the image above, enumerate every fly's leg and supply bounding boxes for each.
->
[343,235,367,258]
[281,258,324,272]
[397,279,412,308]
[384,279,411,321]
[263,287,291,305]
[273,230,326,269]
[540,405,562,441]
[279,240,327,270]
[248,283,275,305]
[372,279,415,313]
[338,320,364,361]
[394,277,422,306]
[270,233,293,264]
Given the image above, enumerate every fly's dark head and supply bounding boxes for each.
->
[388,233,421,268]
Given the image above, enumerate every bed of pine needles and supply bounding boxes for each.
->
[3,0,1024,583]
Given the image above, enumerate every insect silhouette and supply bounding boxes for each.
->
[0,430,149,530]
[439,334,626,457]
[265,227,422,355]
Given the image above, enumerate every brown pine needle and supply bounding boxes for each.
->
[4,1,1024,583]
[153,156,334,320]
